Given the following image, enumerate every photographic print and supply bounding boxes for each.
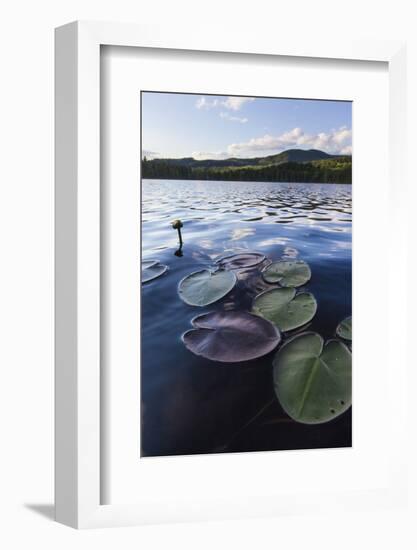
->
[140,92,352,457]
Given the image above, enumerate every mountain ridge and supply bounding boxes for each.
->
[144,148,348,167]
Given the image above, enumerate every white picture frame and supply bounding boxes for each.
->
[55,20,407,529]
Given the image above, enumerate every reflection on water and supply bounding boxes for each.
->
[141,179,352,457]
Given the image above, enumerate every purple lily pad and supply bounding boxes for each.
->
[216,252,266,270]
[182,311,281,363]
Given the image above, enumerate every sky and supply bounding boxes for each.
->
[141,92,352,160]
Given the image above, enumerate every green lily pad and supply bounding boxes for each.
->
[262,260,311,287]
[273,332,352,424]
[336,316,352,341]
[182,311,280,362]
[178,269,237,307]
[252,287,317,331]
[142,259,168,283]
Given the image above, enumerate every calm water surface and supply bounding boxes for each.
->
[141,179,352,457]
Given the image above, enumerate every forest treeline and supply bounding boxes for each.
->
[141,150,352,184]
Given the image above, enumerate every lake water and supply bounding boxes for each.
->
[141,179,352,457]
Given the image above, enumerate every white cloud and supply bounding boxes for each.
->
[195,97,220,110]
[191,150,229,160]
[222,97,255,111]
[190,126,351,160]
[219,112,248,123]
[195,96,255,112]
[227,126,352,157]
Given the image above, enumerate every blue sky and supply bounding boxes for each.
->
[142,92,352,160]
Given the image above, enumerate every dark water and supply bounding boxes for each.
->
[141,179,352,457]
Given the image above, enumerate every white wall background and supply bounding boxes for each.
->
[0,0,415,547]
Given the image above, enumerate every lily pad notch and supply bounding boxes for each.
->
[178,268,237,307]
[182,310,281,363]
[252,287,317,332]
[262,259,311,287]
[273,332,352,424]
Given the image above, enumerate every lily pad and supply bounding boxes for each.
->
[273,332,352,424]
[216,252,266,270]
[178,269,236,307]
[336,316,352,340]
[182,311,280,363]
[262,260,311,287]
[252,287,317,331]
[142,259,158,269]
[142,259,168,283]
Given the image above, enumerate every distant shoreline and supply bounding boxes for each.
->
[142,177,352,185]
[141,148,352,185]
